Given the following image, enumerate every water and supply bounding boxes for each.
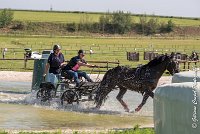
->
[0,81,154,130]
[0,81,31,93]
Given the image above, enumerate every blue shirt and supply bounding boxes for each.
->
[48,53,65,74]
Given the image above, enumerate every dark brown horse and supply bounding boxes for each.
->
[95,54,179,112]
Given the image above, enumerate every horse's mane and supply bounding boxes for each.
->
[144,54,169,68]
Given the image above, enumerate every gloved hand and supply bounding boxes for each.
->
[43,73,46,77]
[91,65,99,68]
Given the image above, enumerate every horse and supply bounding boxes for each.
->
[95,54,179,112]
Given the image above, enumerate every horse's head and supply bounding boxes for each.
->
[146,53,179,75]
[166,53,180,75]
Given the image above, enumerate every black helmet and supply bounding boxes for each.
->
[53,44,61,51]
[78,49,85,55]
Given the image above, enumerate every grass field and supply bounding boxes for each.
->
[0,36,199,71]
[0,127,155,134]
[11,10,200,26]
[13,10,101,24]
[0,124,155,134]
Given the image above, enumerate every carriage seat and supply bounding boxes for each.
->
[61,70,73,80]
[40,82,55,90]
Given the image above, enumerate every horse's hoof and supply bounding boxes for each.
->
[91,107,99,111]
[125,108,130,112]
[135,107,141,112]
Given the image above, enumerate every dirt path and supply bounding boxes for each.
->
[0,71,172,85]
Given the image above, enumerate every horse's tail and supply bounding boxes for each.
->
[95,71,109,105]
[94,68,116,108]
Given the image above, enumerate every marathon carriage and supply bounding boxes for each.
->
[36,67,101,106]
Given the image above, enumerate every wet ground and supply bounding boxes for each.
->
[0,80,163,130]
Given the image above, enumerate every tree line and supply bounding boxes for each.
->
[0,9,175,35]
[65,11,175,35]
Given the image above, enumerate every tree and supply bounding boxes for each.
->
[137,16,163,35]
[159,20,175,33]
[0,9,14,28]
[111,11,132,34]
[146,17,159,34]
[139,15,148,34]
[99,12,112,33]
[166,19,175,32]
[79,14,93,32]
[66,22,77,32]
[99,11,133,34]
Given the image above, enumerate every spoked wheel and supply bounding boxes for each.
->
[88,94,95,101]
[36,88,56,102]
[36,89,42,99]
[61,89,79,106]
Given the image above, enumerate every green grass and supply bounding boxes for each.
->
[0,131,61,134]
[0,131,7,134]
[0,36,199,71]
[13,10,101,23]
[1,129,155,134]
[0,126,155,134]
[109,129,154,134]
[0,129,155,134]
[1,36,200,50]
[11,10,200,26]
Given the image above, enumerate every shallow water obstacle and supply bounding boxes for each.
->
[154,82,200,134]
[172,70,200,83]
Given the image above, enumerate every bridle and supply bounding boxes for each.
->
[166,58,179,75]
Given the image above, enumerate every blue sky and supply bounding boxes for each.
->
[0,0,199,17]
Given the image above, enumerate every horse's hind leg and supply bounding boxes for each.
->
[116,86,129,112]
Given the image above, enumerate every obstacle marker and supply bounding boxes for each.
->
[154,82,200,134]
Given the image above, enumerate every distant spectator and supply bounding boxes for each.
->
[190,51,199,61]
[24,48,32,59]
[89,48,94,55]
[25,52,31,58]
[2,48,7,59]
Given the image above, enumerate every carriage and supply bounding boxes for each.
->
[36,67,101,106]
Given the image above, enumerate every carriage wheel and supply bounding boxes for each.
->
[88,94,94,101]
[50,89,56,98]
[36,88,55,102]
[61,89,79,106]
[36,89,42,99]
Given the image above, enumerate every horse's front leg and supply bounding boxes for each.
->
[135,93,149,112]
[135,89,154,112]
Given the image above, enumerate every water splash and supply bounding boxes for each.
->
[0,89,153,116]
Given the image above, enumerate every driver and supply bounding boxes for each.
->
[43,44,65,79]
[64,49,96,87]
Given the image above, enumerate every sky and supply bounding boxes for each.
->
[0,0,199,17]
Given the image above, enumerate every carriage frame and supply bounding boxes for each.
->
[36,67,101,106]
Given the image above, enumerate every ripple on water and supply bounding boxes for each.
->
[0,81,154,129]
